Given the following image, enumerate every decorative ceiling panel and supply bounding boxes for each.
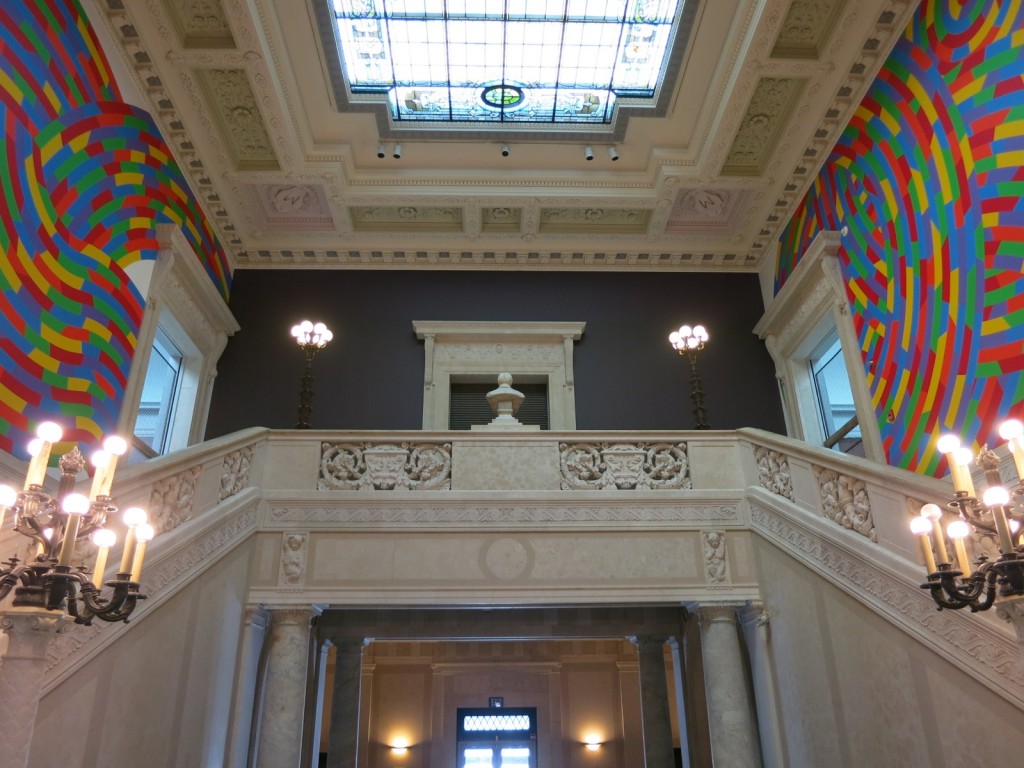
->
[248,183,334,231]
[166,0,235,49]
[722,77,806,177]
[539,208,650,234]
[665,189,749,234]
[771,0,844,60]
[349,206,464,232]
[195,68,278,171]
[481,208,522,233]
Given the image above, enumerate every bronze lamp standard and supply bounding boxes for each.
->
[291,320,333,429]
[669,324,710,430]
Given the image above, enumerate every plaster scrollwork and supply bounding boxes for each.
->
[754,446,795,500]
[149,465,203,533]
[278,532,307,586]
[318,442,452,490]
[220,445,254,500]
[702,530,731,585]
[812,465,877,542]
[559,442,691,490]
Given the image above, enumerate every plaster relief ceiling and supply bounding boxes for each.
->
[93,0,919,272]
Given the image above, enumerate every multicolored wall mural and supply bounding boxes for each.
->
[0,1,231,457]
[777,0,1024,474]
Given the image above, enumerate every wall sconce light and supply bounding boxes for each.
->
[377,144,386,158]
[608,146,619,161]
[392,143,403,159]
[583,736,603,751]
[390,738,410,755]
[584,145,594,161]
[500,143,510,157]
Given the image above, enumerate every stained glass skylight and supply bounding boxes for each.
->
[330,0,683,125]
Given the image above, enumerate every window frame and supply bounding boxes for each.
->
[118,225,239,457]
[754,230,883,462]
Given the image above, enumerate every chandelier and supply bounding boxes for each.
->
[668,323,711,429]
[0,422,154,624]
[910,419,1024,611]
[291,320,333,429]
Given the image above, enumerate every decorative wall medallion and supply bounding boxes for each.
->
[812,465,876,542]
[755,446,795,500]
[480,537,534,580]
[559,442,690,490]
[318,442,452,490]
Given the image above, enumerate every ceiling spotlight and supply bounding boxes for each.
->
[608,146,619,161]
[584,145,594,161]
[392,143,403,159]
[376,144,386,159]
[501,143,510,157]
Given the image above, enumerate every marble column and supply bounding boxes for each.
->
[632,635,676,768]
[325,638,368,768]
[0,609,68,768]
[255,607,320,768]
[227,605,272,768]
[696,605,762,768]
[739,604,785,768]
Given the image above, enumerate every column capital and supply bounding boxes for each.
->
[0,608,69,660]
[688,603,743,626]
[266,605,322,628]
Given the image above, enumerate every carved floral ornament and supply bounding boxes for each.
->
[318,442,452,490]
[812,465,876,542]
[755,446,795,500]
[559,442,691,490]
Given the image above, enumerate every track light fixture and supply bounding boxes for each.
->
[608,146,619,161]
[500,143,510,157]
[376,144,386,158]
[392,143,403,159]
[584,145,594,161]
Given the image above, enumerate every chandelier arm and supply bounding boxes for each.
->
[74,577,144,624]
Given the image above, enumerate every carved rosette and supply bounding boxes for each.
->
[149,465,202,532]
[220,445,254,500]
[318,442,452,490]
[812,465,876,542]
[559,442,691,490]
[755,446,795,500]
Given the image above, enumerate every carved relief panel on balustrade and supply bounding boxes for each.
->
[318,442,452,490]
[559,442,691,490]
[812,465,877,542]
[755,446,795,500]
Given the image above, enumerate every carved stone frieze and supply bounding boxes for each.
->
[702,530,732,585]
[812,465,876,542]
[349,206,463,232]
[539,208,651,234]
[559,442,691,491]
[435,342,562,363]
[318,442,452,491]
[755,446,795,500]
[220,445,254,500]
[267,502,738,524]
[149,465,203,533]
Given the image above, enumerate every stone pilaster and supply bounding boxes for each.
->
[255,606,320,768]
[325,638,369,768]
[228,605,272,768]
[695,605,763,768]
[633,635,676,768]
[0,609,68,768]
[739,604,785,768]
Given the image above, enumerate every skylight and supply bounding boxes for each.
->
[330,0,682,125]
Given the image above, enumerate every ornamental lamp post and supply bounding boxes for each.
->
[291,320,333,429]
[668,323,711,429]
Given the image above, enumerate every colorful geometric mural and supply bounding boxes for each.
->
[777,0,1024,474]
[0,1,231,456]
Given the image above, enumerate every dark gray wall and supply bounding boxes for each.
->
[205,270,785,436]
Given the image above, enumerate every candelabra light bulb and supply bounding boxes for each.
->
[983,485,1010,506]
[62,493,90,515]
[27,439,42,458]
[0,484,16,507]
[36,421,63,443]
[123,507,148,528]
[135,523,155,543]
[936,434,961,454]
[909,516,933,535]
[920,503,943,520]
[946,519,970,540]
[92,528,116,548]
[999,419,1024,440]
[103,435,128,455]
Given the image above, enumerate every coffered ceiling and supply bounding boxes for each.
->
[91,0,918,273]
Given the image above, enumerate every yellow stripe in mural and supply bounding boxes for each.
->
[41,82,61,113]
[41,323,82,354]
[78,19,112,90]
[27,348,58,374]
[0,243,24,291]
[953,75,984,105]
[910,168,927,213]
[922,333,943,415]
[982,316,1010,335]
[880,178,898,219]
[997,149,1024,168]
[83,317,113,343]
[902,266,914,351]
[0,386,27,413]
[0,69,23,106]
[950,375,967,417]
